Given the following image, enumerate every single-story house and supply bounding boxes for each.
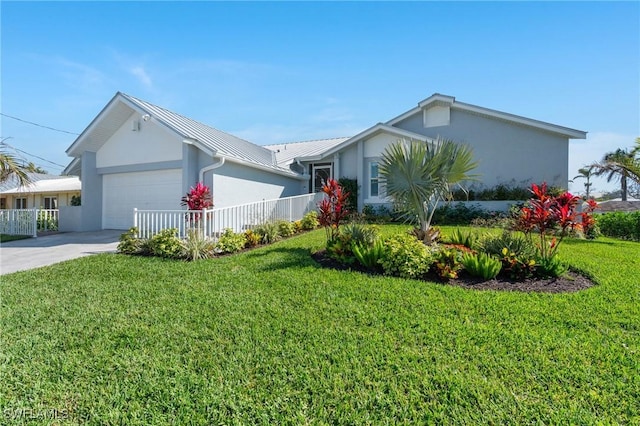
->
[64,92,586,230]
[0,173,81,210]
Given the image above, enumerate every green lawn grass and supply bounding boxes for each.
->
[0,234,31,243]
[1,225,638,424]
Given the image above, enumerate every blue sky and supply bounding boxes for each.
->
[1,1,638,195]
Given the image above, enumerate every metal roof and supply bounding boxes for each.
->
[264,137,351,167]
[119,93,290,172]
[0,173,80,194]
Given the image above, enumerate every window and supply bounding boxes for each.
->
[370,162,381,197]
[311,163,332,193]
[0,198,5,209]
[43,197,57,209]
[15,198,27,209]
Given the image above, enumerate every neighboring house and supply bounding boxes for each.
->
[0,173,81,210]
[64,92,586,230]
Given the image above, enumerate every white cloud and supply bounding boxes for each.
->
[130,66,153,88]
[568,131,637,195]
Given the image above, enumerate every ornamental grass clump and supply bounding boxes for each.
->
[461,252,502,280]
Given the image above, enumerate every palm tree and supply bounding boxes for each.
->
[379,138,477,243]
[571,166,595,199]
[591,144,640,201]
[0,146,31,187]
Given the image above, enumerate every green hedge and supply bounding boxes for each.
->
[596,211,640,241]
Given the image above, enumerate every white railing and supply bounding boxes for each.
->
[0,209,60,237]
[134,193,324,239]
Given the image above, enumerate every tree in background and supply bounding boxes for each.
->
[591,140,640,201]
[0,145,31,186]
[571,166,595,199]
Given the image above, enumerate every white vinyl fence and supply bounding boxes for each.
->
[0,209,59,237]
[134,193,324,239]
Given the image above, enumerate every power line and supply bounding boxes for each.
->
[0,140,67,169]
[0,112,80,135]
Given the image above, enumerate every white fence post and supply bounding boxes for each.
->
[31,208,38,238]
[133,208,139,238]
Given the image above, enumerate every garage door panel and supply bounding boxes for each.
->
[103,169,182,229]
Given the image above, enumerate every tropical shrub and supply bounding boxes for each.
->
[596,211,640,241]
[148,228,183,259]
[244,229,260,248]
[461,252,502,280]
[181,182,213,223]
[182,229,214,260]
[341,223,379,248]
[277,220,296,238]
[326,234,356,265]
[535,255,568,278]
[37,210,58,231]
[117,227,142,255]
[579,199,600,239]
[447,228,479,248]
[318,178,350,241]
[379,138,477,244]
[300,211,319,230]
[293,220,303,233]
[254,222,281,244]
[352,239,385,270]
[431,203,490,225]
[476,230,537,259]
[379,233,432,279]
[70,195,81,206]
[433,247,464,280]
[215,228,246,254]
[517,183,581,262]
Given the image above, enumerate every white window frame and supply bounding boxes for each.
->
[365,159,386,203]
[15,197,27,209]
[43,196,58,209]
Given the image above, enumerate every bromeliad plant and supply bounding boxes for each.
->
[318,178,350,242]
[517,182,581,263]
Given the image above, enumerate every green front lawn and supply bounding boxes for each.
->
[1,226,638,424]
[0,234,31,243]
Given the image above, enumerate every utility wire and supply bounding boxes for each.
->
[1,141,67,169]
[0,112,80,135]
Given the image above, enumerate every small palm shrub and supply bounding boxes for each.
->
[243,229,260,248]
[148,228,183,259]
[255,222,280,244]
[215,228,246,254]
[352,239,385,270]
[461,252,502,280]
[379,234,433,279]
[448,228,479,248]
[182,229,214,260]
[117,227,142,255]
[277,220,296,237]
[300,211,319,230]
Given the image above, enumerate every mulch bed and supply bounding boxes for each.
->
[312,250,595,293]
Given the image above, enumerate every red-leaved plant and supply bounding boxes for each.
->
[579,199,599,239]
[317,178,350,242]
[181,182,213,222]
[517,182,580,262]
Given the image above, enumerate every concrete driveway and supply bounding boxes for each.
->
[0,230,122,275]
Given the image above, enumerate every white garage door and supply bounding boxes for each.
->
[103,169,183,229]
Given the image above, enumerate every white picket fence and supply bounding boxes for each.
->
[134,193,324,239]
[0,209,59,237]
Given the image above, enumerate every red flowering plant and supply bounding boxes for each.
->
[517,182,581,263]
[181,182,213,223]
[317,178,350,242]
[579,199,600,239]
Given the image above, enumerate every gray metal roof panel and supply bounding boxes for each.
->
[264,137,351,166]
[120,93,291,173]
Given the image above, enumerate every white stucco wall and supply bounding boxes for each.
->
[96,119,182,168]
[206,162,301,208]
